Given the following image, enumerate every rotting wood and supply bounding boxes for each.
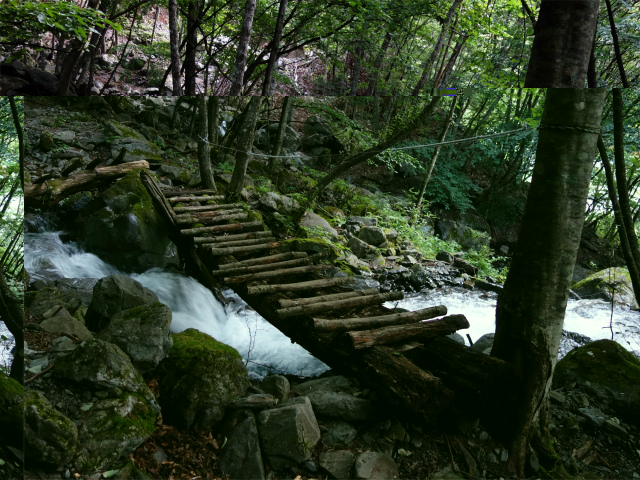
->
[277,291,404,319]
[314,305,448,333]
[205,241,283,256]
[169,195,225,202]
[212,256,312,276]
[247,276,352,295]
[194,231,273,244]
[180,220,264,236]
[346,314,469,349]
[174,203,244,213]
[225,264,334,284]
[141,170,178,227]
[203,237,276,249]
[278,288,380,308]
[174,210,247,225]
[217,251,307,269]
[164,189,220,197]
[26,160,150,207]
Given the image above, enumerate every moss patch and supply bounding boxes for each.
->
[169,329,242,372]
[0,372,24,448]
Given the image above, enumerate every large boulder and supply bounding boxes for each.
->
[572,267,637,307]
[98,302,173,373]
[348,236,376,259]
[353,451,399,479]
[358,226,387,247]
[257,396,321,466]
[254,123,301,152]
[105,120,162,165]
[259,191,300,215]
[300,211,338,238]
[85,275,159,332]
[40,309,93,341]
[319,450,354,479]
[24,390,78,468]
[553,339,640,426]
[158,329,249,430]
[25,287,82,320]
[74,171,179,272]
[0,372,24,449]
[435,209,491,251]
[219,410,265,480]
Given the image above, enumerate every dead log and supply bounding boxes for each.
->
[277,291,404,319]
[175,210,247,226]
[247,276,352,295]
[25,161,150,207]
[278,288,380,308]
[141,169,177,228]
[212,256,312,277]
[218,251,307,269]
[346,314,469,349]
[205,241,283,256]
[174,203,244,213]
[195,231,273,244]
[169,195,225,202]
[164,189,220,197]
[180,220,264,236]
[225,264,334,284]
[314,305,448,333]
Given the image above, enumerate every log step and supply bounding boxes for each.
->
[205,241,283,256]
[278,288,380,308]
[180,220,264,236]
[217,251,308,269]
[225,263,334,284]
[169,195,225,202]
[195,230,273,244]
[345,314,469,350]
[164,189,221,198]
[213,253,324,277]
[175,210,247,226]
[314,305,448,333]
[206,237,276,249]
[247,276,353,295]
[174,203,244,213]
[277,291,404,319]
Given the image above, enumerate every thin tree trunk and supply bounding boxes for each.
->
[270,96,292,166]
[150,3,160,46]
[524,0,600,87]
[184,0,199,95]
[197,97,215,190]
[262,0,288,95]
[169,0,182,95]
[228,97,263,193]
[349,42,363,96]
[8,98,23,191]
[604,0,629,87]
[366,31,392,96]
[434,34,468,87]
[487,88,607,476]
[99,7,138,95]
[229,0,257,95]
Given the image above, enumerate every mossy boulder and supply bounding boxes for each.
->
[572,267,637,307]
[158,329,249,431]
[283,237,342,259]
[435,209,491,251]
[553,339,640,426]
[0,371,24,449]
[105,120,162,165]
[24,390,78,467]
[25,287,83,320]
[74,171,179,272]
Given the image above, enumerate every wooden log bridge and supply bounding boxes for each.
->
[142,172,512,425]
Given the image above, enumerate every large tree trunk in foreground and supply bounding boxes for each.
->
[228,96,263,194]
[524,0,600,87]
[487,88,606,476]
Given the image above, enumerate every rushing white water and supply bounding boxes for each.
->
[386,287,640,357]
[25,230,329,379]
[0,322,13,372]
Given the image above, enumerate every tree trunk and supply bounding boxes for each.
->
[208,96,219,165]
[349,42,363,96]
[229,0,258,95]
[261,0,288,95]
[604,0,629,87]
[169,0,182,95]
[487,88,607,477]
[228,96,263,193]
[184,0,199,95]
[366,31,392,96]
[524,0,600,87]
[197,97,215,190]
[270,96,292,165]
[8,98,23,191]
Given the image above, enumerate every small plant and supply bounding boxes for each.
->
[217,161,234,173]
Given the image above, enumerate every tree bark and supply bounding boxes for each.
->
[169,0,182,95]
[208,96,219,165]
[366,31,392,96]
[524,0,600,87]
[262,0,288,95]
[487,88,607,476]
[314,305,448,332]
[229,0,258,95]
[8,98,23,191]
[604,0,629,87]
[197,97,216,190]
[277,291,404,319]
[205,236,276,249]
[184,0,199,95]
[270,96,292,164]
[228,96,263,194]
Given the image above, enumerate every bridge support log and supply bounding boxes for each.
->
[181,220,265,236]
[174,203,244,213]
[195,231,273,244]
[278,288,380,308]
[314,305,448,333]
[175,211,248,225]
[247,276,352,294]
[218,251,307,269]
[225,264,334,284]
[277,291,404,319]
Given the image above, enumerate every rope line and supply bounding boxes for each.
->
[537,123,601,134]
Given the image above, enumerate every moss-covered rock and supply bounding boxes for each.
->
[25,287,83,320]
[74,170,179,272]
[283,237,342,259]
[0,371,23,449]
[158,329,249,431]
[572,267,636,307]
[24,390,78,467]
[553,339,640,426]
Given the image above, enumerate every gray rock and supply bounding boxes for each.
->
[54,278,98,307]
[446,333,465,345]
[435,251,454,263]
[349,236,376,259]
[50,336,77,351]
[307,391,377,421]
[572,267,637,307]
[220,410,265,480]
[603,418,627,436]
[353,451,398,479]
[347,216,377,227]
[323,420,357,447]
[549,390,566,404]
[24,390,78,467]
[158,329,249,430]
[400,255,418,266]
[383,228,398,241]
[230,394,277,410]
[301,211,338,237]
[358,226,387,247]
[470,333,494,353]
[319,450,354,479]
[257,396,321,464]
[435,209,491,251]
[158,164,190,185]
[578,407,608,427]
[40,309,93,341]
[259,191,300,215]
[85,275,159,332]
[54,130,76,143]
[99,302,173,373]
[98,53,118,67]
[27,69,59,95]
[26,287,83,319]
[261,375,290,404]
[293,375,354,396]
[430,465,465,480]
[39,131,54,151]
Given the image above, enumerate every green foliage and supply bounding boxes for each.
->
[461,245,508,282]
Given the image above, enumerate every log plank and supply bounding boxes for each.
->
[314,305,448,333]
[277,291,404,319]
